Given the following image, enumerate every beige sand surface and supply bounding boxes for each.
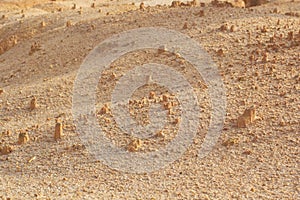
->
[0,0,299,199]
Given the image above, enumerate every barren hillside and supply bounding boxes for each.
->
[0,0,299,199]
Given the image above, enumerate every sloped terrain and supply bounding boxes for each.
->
[0,0,299,199]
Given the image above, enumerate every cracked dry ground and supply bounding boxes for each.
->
[0,1,299,199]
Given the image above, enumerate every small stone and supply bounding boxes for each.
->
[30,97,37,110]
[162,94,169,102]
[287,31,294,41]
[66,21,72,27]
[0,145,13,155]
[156,130,165,137]
[173,118,180,124]
[127,139,142,152]
[197,10,204,17]
[220,24,229,32]
[40,21,46,27]
[149,91,156,99]
[72,4,76,9]
[99,105,109,115]
[183,22,188,29]
[262,52,268,63]
[164,102,172,110]
[158,45,167,54]
[237,107,256,128]
[171,1,181,8]
[217,48,224,56]
[91,3,96,8]
[230,25,237,32]
[54,122,63,140]
[0,88,3,95]
[261,26,267,33]
[222,138,239,146]
[18,132,30,144]
[140,2,145,10]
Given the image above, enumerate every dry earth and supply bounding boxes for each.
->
[0,0,299,199]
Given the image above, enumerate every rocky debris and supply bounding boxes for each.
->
[127,139,142,152]
[0,88,3,95]
[285,12,300,17]
[211,0,235,7]
[140,2,145,10]
[99,104,109,115]
[222,138,239,147]
[182,22,188,29]
[18,131,30,144]
[29,42,41,56]
[244,0,268,7]
[220,24,229,32]
[195,10,204,17]
[66,20,72,27]
[40,21,46,27]
[217,48,224,56]
[54,122,63,140]
[237,107,256,128]
[0,35,18,55]
[0,145,13,155]
[171,0,199,8]
[29,97,37,110]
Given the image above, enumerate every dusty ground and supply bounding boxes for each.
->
[0,0,299,199]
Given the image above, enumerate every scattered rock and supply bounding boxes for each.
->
[196,10,204,17]
[220,24,229,32]
[261,26,267,33]
[262,52,268,63]
[140,2,145,10]
[127,139,142,152]
[29,97,37,110]
[158,45,167,54]
[149,91,156,99]
[66,21,72,27]
[173,117,180,124]
[230,0,245,8]
[217,48,224,56]
[244,0,268,7]
[211,0,233,7]
[156,130,165,137]
[230,25,237,32]
[222,138,239,146]
[54,122,63,140]
[40,21,46,27]
[29,42,41,55]
[0,145,13,155]
[183,22,188,29]
[171,1,181,8]
[18,131,30,144]
[287,31,294,41]
[0,88,3,95]
[99,104,109,115]
[237,107,256,128]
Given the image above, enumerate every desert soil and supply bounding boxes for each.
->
[0,0,299,199]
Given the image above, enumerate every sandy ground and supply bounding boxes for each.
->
[0,0,299,199]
